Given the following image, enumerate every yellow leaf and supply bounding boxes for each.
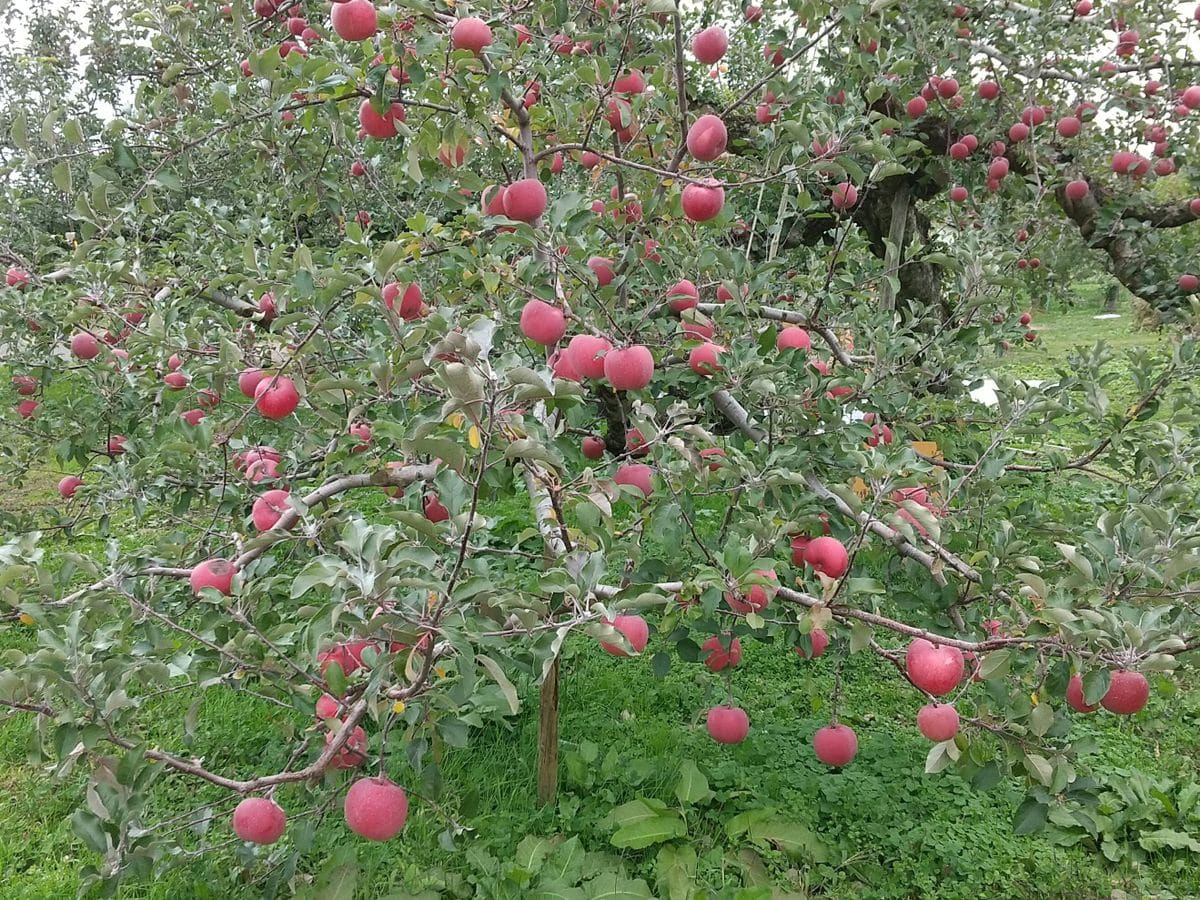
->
[18,613,33,626]
[468,425,480,449]
[447,412,465,428]
[392,701,406,714]
[435,666,447,678]
[1030,691,1039,705]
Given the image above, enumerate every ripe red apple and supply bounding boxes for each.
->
[519,300,566,346]
[12,375,36,396]
[5,266,31,287]
[601,614,649,655]
[582,435,605,459]
[916,703,960,740]
[905,638,965,695]
[688,342,723,376]
[804,536,849,578]
[938,77,959,99]
[667,279,699,312]
[382,281,423,320]
[1008,122,1029,142]
[692,25,728,64]
[71,332,100,360]
[949,185,968,202]
[586,256,615,287]
[1019,312,1032,325]
[1178,273,1199,292]
[763,43,784,66]
[232,797,287,845]
[423,493,450,522]
[1064,179,1089,202]
[252,489,291,531]
[706,705,749,744]
[614,463,653,498]
[745,5,762,22]
[503,178,547,222]
[1066,673,1099,713]
[58,475,84,499]
[238,368,267,398]
[326,724,369,769]
[580,150,601,169]
[604,345,654,390]
[1100,670,1149,714]
[450,16,493,55]
[316,694,341,719]
[164,372,188,390]
[795,628,829,659]
[190,558,237,596]
[726,570,776,614]
[16,399,37,418]
[698,446,726,471]
[344,776,408,841]
[1056,116,1081,138]
[549,349,581,381]
[949,141,969,160]
[681,179,725,222]
[348,421,372,452]
[701,635,742,671]
[107,435,128,455]
[359,99,405,139]
[180,408,206,426]
[482,184,507,216]
[978,80,1000,100]
[776,326,812,351]
[1074,0,1091,13]
[614,69,645,94]
[1024,330,1037,342]
[813,723,858,766]
[685,114,728,161]
[330,0,376,40]
[254,376,300,419]
[566,334,611,379]
[906,96,928,117]
[830,182,858,211]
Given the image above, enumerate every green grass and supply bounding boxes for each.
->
[1,290,1197,897]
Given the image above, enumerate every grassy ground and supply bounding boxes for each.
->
[1,292,1197,898]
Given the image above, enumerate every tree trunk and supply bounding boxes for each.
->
[536,655,560,806]
[1104,283,1119,313]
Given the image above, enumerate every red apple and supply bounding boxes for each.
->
[423,493,450,522]
[252,489,291,531]
[190,558,237,596]
[58,475,84,499]
[706,705,749,744]
[916,703,960,740]
[681,179,725,222]
[685,114,728,161]
[232,798,287,845]
[582,435,605,459]
[667,279,699,312]
[701,634,741,673]
[254,376,300,419]
[519,300,566,345]
[450,16,493,55]
[692,26,728,64]
[795,628,829,659]
[813,723,858,766]
[601,614,649,655]
[326,724,369,769]
[688,342,723,376]
[1065,673,1099,713]
[503,178,547,222]
[1100,670,1149,714]
[905,638,965,695]
[804,536,849,578]
[614,463,653,498]
[566,334,611,379]
[70,332,100,360]
[344,777,408,840]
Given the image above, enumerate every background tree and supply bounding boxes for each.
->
[2,0,1200,893]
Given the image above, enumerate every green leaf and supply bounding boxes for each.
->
[476,654,519,715]
[1082,669,1110,705]
[313,845,358,900]
[10,111,29,150]
[746,817,828,862]
[654,844,696,900]
[1138,828,1200,852]
[582,871,653,899]
[406,436,466,474]
[542,835,585,885]
[51,161,72,193]
[925,741,954,774]
[1029,702,1054,737]
[1023,753,1053,786]
[1054,542,1094,580]
[64,118,84,145]
[153,171,184,191]
[609,799,686,849]
[514,834,552,875]
[1012,797,1048,835]
[849,620,872,653]
[674,760,713,806]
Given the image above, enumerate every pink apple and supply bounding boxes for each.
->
[916,703,960,740]
[614,463,653,498]
[685,114,728,161]
[190,558,237,596]
[905,638,965,695]
[813,723,858,766]
[232,798,287,844]
[601,614,649,655]
[344,777,408,840]
[254,376,300,419]
[706,705,750,744]
[519,300,566,345]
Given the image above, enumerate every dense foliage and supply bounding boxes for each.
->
[3,0,1200,893]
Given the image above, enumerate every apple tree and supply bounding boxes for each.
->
[2,0,1200,890]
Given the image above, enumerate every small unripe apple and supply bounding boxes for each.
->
[916,703,960,741]
[190,558,237,596]
[706,705,749,744]
[344,777,408,840]
[232,797,287,845]
[813,723,858,766]
[601,614,649,655]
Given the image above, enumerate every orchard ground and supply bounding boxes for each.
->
[0,291,1196,898]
